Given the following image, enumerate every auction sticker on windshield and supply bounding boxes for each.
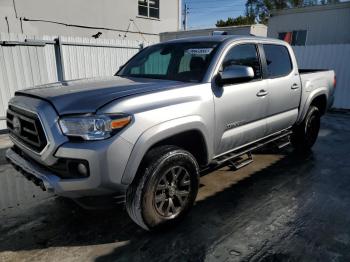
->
[185,48,213,55]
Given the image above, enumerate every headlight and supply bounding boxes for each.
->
[59,114,131,140]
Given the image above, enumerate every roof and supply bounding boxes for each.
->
[164,35,235,43]
[161,24,267,36]
[162,35,282,44]
[271,1,350,16]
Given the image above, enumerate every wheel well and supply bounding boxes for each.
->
[150,130,208,167]
[311,95,327,115]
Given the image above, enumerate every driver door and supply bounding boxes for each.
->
[213,43,269,156]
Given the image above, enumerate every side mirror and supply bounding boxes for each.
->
[216,65,254,86]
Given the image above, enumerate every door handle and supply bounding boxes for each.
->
[256,89,268,97]
[291,83,299,90]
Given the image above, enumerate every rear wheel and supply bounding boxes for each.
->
[126,145,199,230]
[291,106,321,152]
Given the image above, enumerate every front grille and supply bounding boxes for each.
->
[6,105,48,153]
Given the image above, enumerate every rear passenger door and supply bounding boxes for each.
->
[262,44,301,135]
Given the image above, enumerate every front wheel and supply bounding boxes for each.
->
[291,106,321,152]
[126,145,199,230]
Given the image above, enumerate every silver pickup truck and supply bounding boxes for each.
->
[6,36,335,230]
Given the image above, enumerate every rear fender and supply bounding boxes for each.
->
[297,87,328,124]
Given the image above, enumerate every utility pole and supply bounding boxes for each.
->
[183,4,189,31]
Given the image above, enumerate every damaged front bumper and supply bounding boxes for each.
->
[6,148,59,193]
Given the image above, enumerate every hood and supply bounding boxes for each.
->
[16,76,193,115]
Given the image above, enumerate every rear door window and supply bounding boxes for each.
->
[263,44,292,78]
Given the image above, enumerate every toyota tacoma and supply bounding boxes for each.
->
[6,36,335,230]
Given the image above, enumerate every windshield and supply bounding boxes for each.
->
[117,41,220,83]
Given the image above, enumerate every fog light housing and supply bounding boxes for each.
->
[77,163,88,177]
[67,160,90,178]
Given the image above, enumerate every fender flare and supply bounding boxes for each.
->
[297,87,328,125]
[121,115,212,185]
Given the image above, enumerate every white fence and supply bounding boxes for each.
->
[0,33,155,211]
[1,36,349,130]
[0,32,154,129]
[293,44,350,109]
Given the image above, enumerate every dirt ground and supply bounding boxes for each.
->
[1,112,350,262]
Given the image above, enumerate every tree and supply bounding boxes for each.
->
[303,0,319,5]
[245,0,287,24]
[216,15,255,27]
[289,0,304,7]
[319,0,339,4]
[245,0,340,24]
[217,0,340,27]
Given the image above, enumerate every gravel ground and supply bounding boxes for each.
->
[0,112,350,262]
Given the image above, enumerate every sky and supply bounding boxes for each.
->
[182,0,247,29]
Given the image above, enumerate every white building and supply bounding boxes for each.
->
[268,2,350,109]
[268,2,350,45]
[0,0,181,42]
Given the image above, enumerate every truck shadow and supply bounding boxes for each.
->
[95,150,317,262]
[0,148,315,262]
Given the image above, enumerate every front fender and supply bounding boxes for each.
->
[121,115,212,185]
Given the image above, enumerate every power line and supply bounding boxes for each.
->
[184,0,246,29]
[184,0,245,6]
[185,0,245,3]
[12,0,18,18]
[22,17,158,36]
[186,2,245,6]
[188,5,244,10]
[189,9,244,14]
[185,2,244,5]
[186,3,245,10]
[188,6,244,10]
[188,6,245,12]
[185,2,245,11]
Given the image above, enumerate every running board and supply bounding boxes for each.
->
[200,129,292,176]
[277,138,291,149]
[228,153,253,170]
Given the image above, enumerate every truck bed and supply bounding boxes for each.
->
[299,69,330,74]
[297,69,335,124]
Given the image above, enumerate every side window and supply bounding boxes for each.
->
[221,44,262,80]
[263,44,292,78]
[176,47,215,82]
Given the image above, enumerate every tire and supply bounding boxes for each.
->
[126,145,199,231]
[291,106,321,152]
